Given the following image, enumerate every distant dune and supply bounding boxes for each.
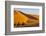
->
[14,10,39,27]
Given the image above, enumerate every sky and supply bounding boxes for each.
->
[15,8,39,15]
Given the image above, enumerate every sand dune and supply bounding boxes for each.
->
[14,10,39,27]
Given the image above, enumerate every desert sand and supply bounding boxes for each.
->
[14,10,39,27]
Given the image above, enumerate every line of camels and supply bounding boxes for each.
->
[14,10,39,27]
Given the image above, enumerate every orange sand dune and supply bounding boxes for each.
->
[14,10,39,27]
[14,10,29,25]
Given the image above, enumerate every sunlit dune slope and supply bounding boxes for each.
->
[14,10,39,27]
[14,10,29,25]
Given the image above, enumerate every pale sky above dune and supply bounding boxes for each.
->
[14,8,39,15]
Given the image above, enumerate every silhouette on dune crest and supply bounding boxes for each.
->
[14,10,39,27]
